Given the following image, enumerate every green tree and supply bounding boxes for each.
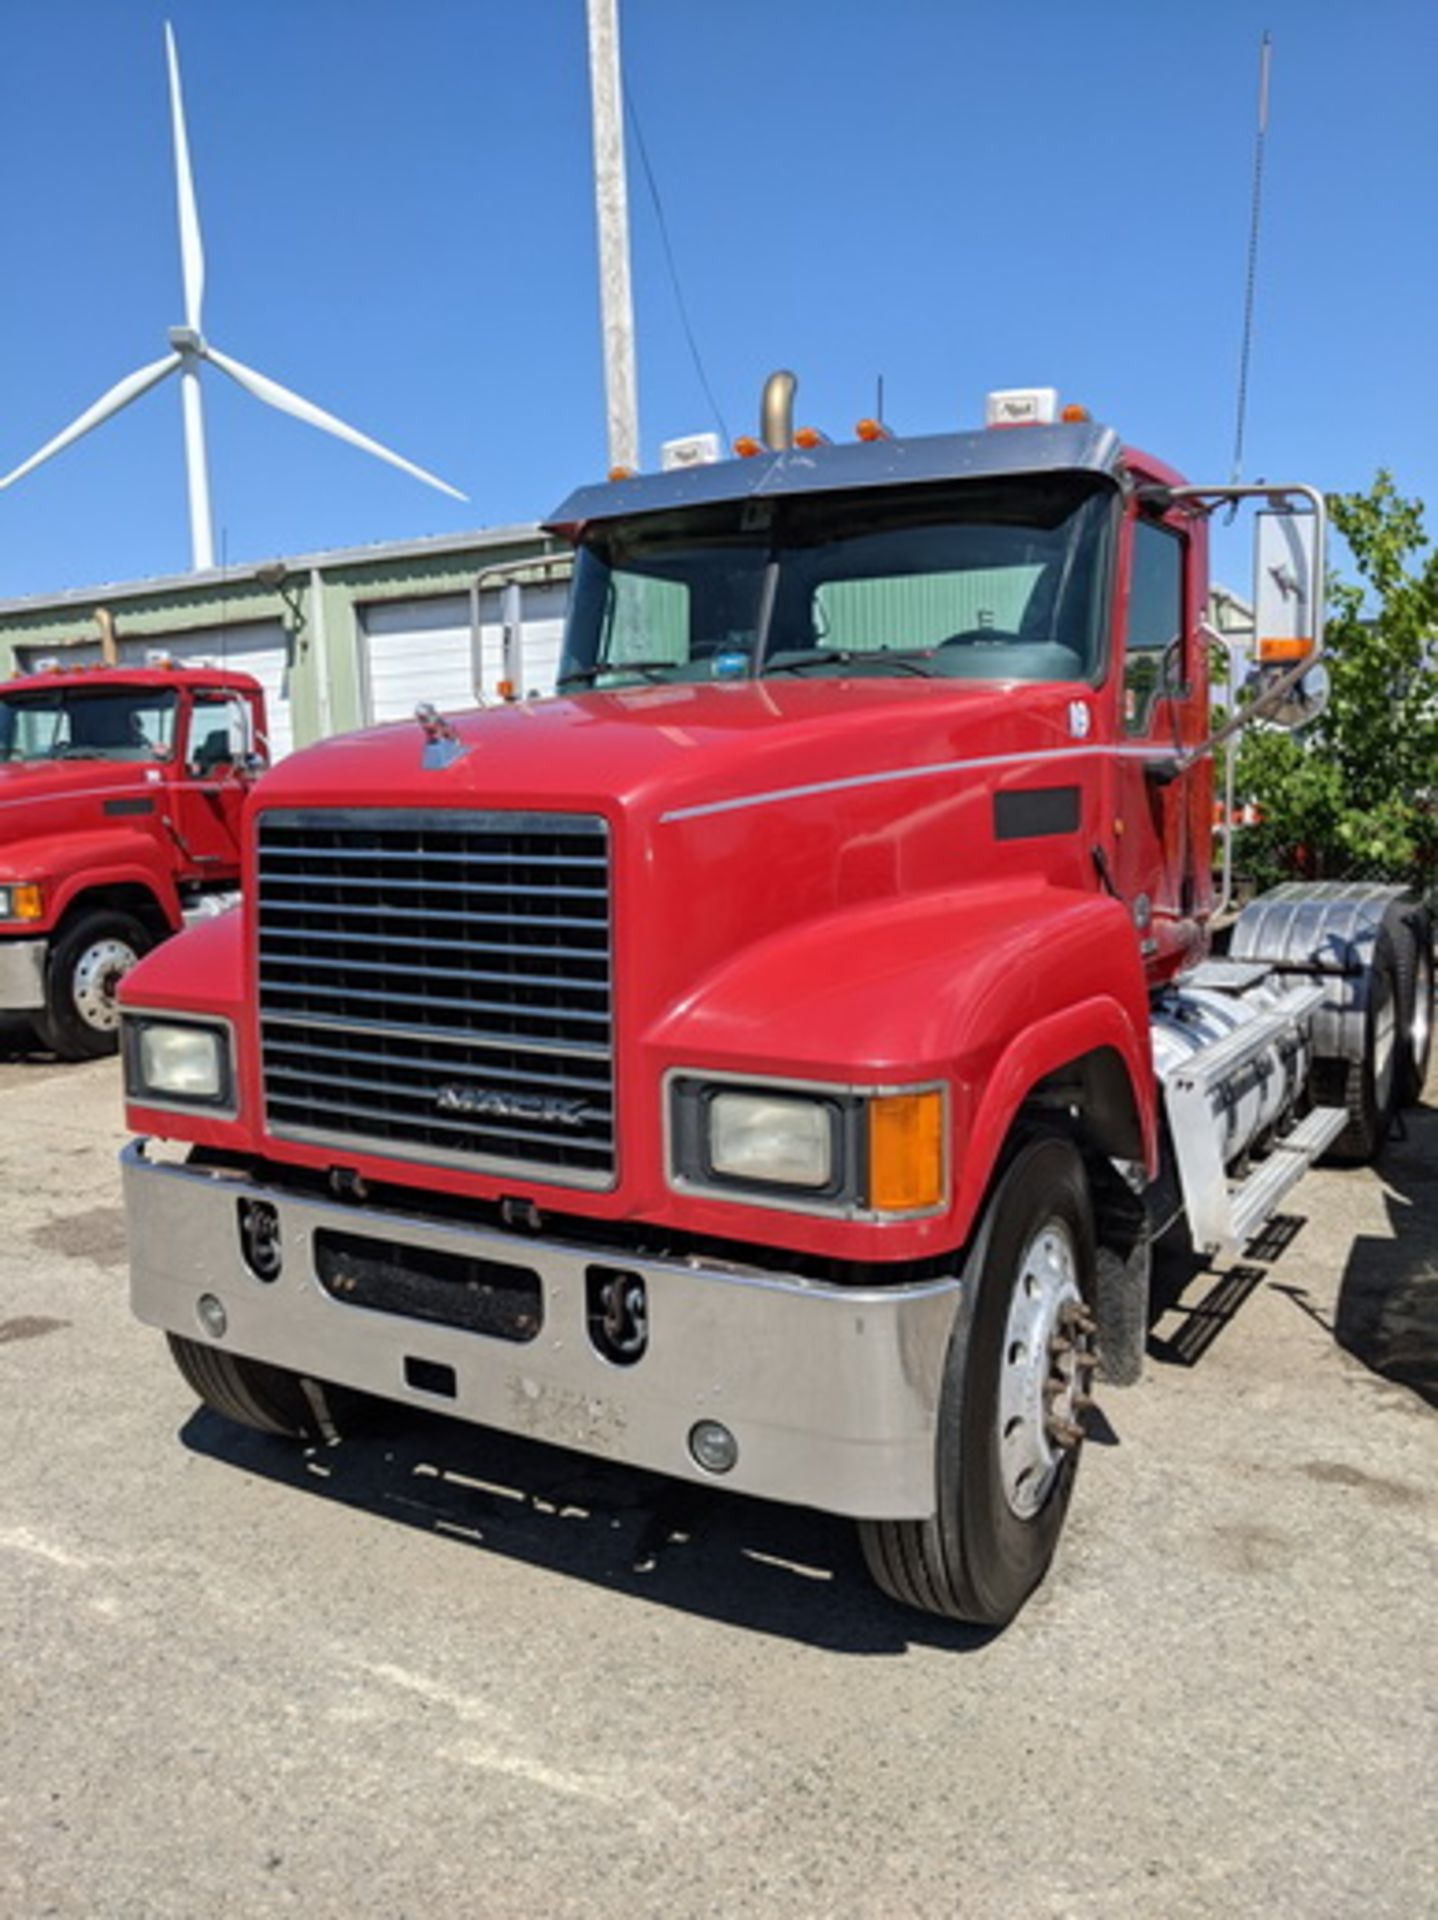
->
[1235,471,1438,893]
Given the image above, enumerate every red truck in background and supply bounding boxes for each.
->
[116,383,1434,1627]
[0,664,267,1057]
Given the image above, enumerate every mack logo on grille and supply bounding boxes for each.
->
[435,1085,593,1128]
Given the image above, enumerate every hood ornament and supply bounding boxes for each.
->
[415,702,468,770]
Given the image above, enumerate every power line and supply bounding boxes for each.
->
[621,82,731,446]
[1232,30,1271,484]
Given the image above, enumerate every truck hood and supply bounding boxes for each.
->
[0,758,163,849]
[248,677,1086,821]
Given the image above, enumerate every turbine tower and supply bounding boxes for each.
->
[0,23,466,572]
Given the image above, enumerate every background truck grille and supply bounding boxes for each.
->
[257,809,615,1187]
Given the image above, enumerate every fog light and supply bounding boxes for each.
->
[196,1293,228,1338]
[688,1419,738,1475]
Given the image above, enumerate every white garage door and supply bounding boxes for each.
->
[361,580,571,724]
[16,619,294,759]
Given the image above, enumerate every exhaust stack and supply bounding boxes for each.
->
[760,370,797,451]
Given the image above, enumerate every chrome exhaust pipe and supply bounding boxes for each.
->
[760,369,797,451]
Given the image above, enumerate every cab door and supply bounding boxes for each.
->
[168,689,254,877]
[1109,509,1210,982]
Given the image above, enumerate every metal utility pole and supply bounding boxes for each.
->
[586,0,640,472]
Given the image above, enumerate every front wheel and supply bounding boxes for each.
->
[859,1134,1098,1627]
[35,908,150,1060]
[167,1334,359,1441]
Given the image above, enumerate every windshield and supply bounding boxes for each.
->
[0,687,179,763]
[559,475,1114,690]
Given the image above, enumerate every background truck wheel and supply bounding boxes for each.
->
[858,1135,1097,1628]
[35,908,150,1060]
[1319,926,1401,1163]
[166,1333,357,1441]
[1394,906,1433,1105]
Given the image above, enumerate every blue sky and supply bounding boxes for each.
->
[1,0,1434,600]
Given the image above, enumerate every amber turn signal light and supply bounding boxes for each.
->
[868,1090,945,1212]
[1256,635,1314,662]
[10,883,44,922]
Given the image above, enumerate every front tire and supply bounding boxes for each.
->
[167,1334,356,1441]
[859,1135,1098,1627]
[35,908,150,1060]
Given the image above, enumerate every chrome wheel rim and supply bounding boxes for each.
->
[997,1218,1094,1519]
[72,938,139,1032]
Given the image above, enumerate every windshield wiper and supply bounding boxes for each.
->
[764,647,939,679]
[558,659,686,687]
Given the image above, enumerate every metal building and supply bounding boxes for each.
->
[0,524,570,760]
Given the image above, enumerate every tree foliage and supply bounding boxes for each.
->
[1235,472,1438,891]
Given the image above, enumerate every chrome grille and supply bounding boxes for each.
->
[257,809,614,1187]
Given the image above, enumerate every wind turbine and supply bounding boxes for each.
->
[0,22,466,571]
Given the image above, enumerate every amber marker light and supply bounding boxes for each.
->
[11,884,44,922]
[607,464,637,482]
[1060,404,1092,423]
[868,1090,945,1212]
[732,436,763,458]
[854,418,891,443]
[1256,635,1314,662]
[793,426,829,449]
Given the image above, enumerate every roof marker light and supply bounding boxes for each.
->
[1060,404,1091,424]
[793,426,830,449]
[854,418,891,443]
[607,464,637,482]
[733,436,763,459]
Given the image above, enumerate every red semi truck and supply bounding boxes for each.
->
[0,663,267,1057]
[117,385,1433,1625]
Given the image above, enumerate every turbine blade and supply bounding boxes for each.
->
[165,22,205,332]
[203,346,468,502]
[0,353,182,490]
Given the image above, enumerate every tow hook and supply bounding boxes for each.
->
[586,1265,649,1365]
[237,1198,282,1282]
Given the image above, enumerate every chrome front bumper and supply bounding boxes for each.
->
[0,937,46,1011]
[122,1142,960,1520]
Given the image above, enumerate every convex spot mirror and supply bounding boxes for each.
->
[1248,658,1330,731]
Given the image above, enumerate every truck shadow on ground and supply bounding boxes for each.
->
[1270,1095,1438,1408]
[1147,1092,1437,1408]
[180,1404,1001,1656]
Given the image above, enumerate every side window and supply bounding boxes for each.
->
[188,694,249,775]
[1124,521,1185,734]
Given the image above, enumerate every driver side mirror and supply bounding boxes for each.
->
[1248,507,1325,730]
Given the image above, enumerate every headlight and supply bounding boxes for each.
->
[0,882,44,923]
[709,1091,834,1188]
[669,1074,947,1217]
[123,1017,234,1112]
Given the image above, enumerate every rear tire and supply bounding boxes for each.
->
[35,908,150,1061]
[1394,907,1433,1106]
[1321,927,1401,1163]
[167,1333,356,1441]
[858,1135,1097,1627]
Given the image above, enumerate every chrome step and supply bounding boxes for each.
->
[1227,1105,1348,1247]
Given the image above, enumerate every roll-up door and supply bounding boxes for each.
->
[361,579,571,723]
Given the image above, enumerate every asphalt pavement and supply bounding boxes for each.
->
[2,1025,1434,1919]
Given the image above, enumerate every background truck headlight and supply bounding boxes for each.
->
[709,1091,834,1188]
[0,882,44,923]
[123,1017,234,1111]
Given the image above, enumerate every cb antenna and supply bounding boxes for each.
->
[1231,29,1272,484]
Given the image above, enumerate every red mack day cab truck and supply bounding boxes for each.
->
[0,664,268,1058]
[117,383,1434,1626]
